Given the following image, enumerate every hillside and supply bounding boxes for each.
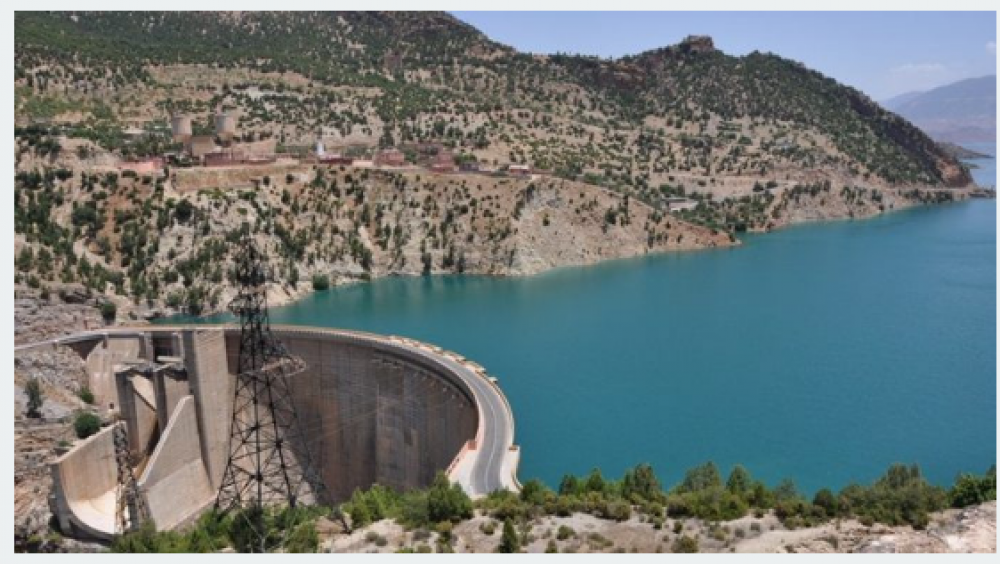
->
[883,76,996,143]
[12,11,984,319]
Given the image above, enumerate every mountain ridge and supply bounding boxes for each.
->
[15,11,971,187]
[883,75,996,144]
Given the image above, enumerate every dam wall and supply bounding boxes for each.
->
[45,325,503,539]
[224,328,479,502]
[138,396,215,531]
[49,426,118,539]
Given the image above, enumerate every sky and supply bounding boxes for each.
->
[452,11,997,101]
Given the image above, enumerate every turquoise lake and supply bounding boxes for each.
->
[182,150,997,493]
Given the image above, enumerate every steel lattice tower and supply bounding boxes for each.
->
[215,229,324,543]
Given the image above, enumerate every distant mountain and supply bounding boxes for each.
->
[883,90,925,109]
[884,76,996,143]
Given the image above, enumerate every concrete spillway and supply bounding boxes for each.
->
[30,325,519,541]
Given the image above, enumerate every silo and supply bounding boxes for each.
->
[170,115,192,143]
[214,111,237,142]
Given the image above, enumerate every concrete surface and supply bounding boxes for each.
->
[33,323,520,539]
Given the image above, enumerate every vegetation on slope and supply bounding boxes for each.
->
[110,462,996,553]
[14,11,971,189]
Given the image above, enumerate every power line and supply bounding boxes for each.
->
[214,228,326,552]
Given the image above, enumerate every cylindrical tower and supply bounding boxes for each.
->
[214,111,237,143]
[170,115,192,144]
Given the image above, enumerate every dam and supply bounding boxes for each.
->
[18,325,519,541]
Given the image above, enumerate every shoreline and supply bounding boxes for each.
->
[159,186,994,322]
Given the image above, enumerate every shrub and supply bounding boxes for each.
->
[480,520,497,535]
[519,478,552,505]
[427,472,472,523]
[671,534,699,553]
[100,300,117,322]
[812,488,839,517]
[622,463,662,502]
[25,378,44,418]
[497,519,520,553]
[311,274,330,291]
[556,525,575,540]
[677,461,722,493]
[73,412,101,439]
[949,468,997,508]
[838,464,947,529]
[78,386,95,405]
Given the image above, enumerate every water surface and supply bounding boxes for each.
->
[183,199,996,494]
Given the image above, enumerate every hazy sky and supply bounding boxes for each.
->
[452,11,997,100]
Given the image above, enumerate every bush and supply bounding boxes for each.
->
[427,472,472,523]
[556,525,575,540]
[100,300,117,322]
[78,386,95,405]
[671,535,699,553]
[25,377,44,418]
[949,468,997,508]
[622,463,662,502]
[73,412,101,439]
[838,464,947,529]
[497,519,520,553]
[311,274,330,291]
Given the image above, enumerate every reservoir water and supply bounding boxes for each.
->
[183,155,996,494]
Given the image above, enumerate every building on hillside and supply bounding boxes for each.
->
[508,164,532,177]
[319,154,354,165]
[430,150,457,173]
[374,148,406,167]
[459,160,481,172]
[188,136,218,160]
[204,152,239,167]
[118,157,163,175]
[666,197,699,212]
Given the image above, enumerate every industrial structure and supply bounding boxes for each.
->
[213,231,324,547]
[24,295,519,541]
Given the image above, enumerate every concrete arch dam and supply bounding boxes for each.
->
[28,325,520,541]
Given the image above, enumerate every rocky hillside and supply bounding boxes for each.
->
[12,11,985,319]
[14,141,733,319]
[15,11,972,190]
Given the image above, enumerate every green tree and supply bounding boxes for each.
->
[584,468,608,494]
[78,385,95,405]
[25,377,44,418]
[311,274,330,291]
[427,472,472,523]
[558,475,581,496]
[812,488,839,517]
[497,518,520,553]
[100,300,117,322]
[726,464,752,497]
[950,468,997,508]
[622,463,661,502]
[678,461,722,493]
[519,478,551,505]
[73,411,101,439]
